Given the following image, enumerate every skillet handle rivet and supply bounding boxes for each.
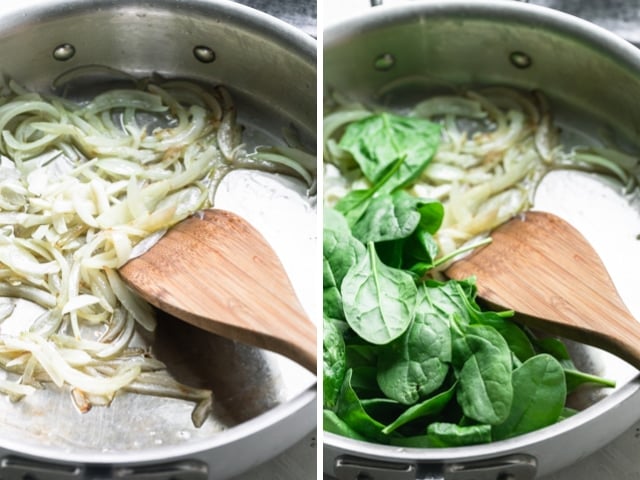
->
[52,43,76,61]
[373,52,396,71]
[193,45,216,63]
[509,51,532,69]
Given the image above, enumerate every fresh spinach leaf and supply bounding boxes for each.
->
[377,287,452,404]
[334,155,406,227]
[427,422,492,447]
[341,242,417,345]
[389,434,432,448]
[455,324,513,425]
[324,409,366,441]
[535,336,572,363]
[328,318,350,335]
[361,397,405,425]
[405,227,440,276]
[558,407,579,421]
[374,195,444,271]
[424,278,478,328]
[352,191,444,245]
[376,239,407,270]
[345,343,378,368]
[334,188,375,227]
[350,366,384,398]
[339,112,441,190]
[324,208,366,284]
[335,369,388,442]
[451,279,516,327]
[492,354,566,440]
[382,382,457,435]
[323,318,347,409]
[534,336,615,391]
[394,421,492,448]
[415,199,446,234]
[351,190,421,244]
[442,280,528,367]
[477,314,536,363]
[323,208,366,319]
[323,289,344,322]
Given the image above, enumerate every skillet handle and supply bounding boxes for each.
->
[0,455,209,480]
[331,453,537,480]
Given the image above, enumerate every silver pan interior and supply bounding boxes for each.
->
[0,0,316,477]
[324,1,640,478]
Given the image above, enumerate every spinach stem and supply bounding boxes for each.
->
[368,241,392,340]
[432,236,493,270]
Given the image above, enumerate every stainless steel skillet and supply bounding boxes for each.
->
[0,1,316,478]
[324,1,640,478]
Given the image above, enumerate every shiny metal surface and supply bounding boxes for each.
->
[0,0,316,478]
[234,0,316,36]
[324,1,640,478]
[530,0,640,48]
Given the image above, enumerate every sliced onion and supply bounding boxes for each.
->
[0,77,312,426]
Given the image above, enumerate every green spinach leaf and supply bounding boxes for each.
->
[455,324,513,425]
[347,342,378,368]
[377,287,452,404]
[345,343,378,368]
[376,239,407,270]
[492,354,566,440]
[352,191,444,245]
[361,397,405,425]
[334,155,406,227]
[323,208,366,319]
[382,382,457,435]
[350,366,384,398]
[424,278,478,329]
[323,318,347,409]
[405,227,440,276]
[427,422,492,447]
[334,188,375,227]
[476,314,536,364]
[535,336,615,391]
[389,434,432,448]
[351,190,419,244]
[341,242,417,345]
[324,409,366,441]
[558,407,579,421]
[339,112,441,190]
[335,369,388,442]
[374,196,444,271]
[323,208,366,284]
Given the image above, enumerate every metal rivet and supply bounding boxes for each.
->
[52,43,75,61]
[374,52,396,71]
[193,45,216,63]
[509,51,532,69]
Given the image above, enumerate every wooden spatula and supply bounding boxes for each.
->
[446,211,640,370]
[119,209,316,373]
